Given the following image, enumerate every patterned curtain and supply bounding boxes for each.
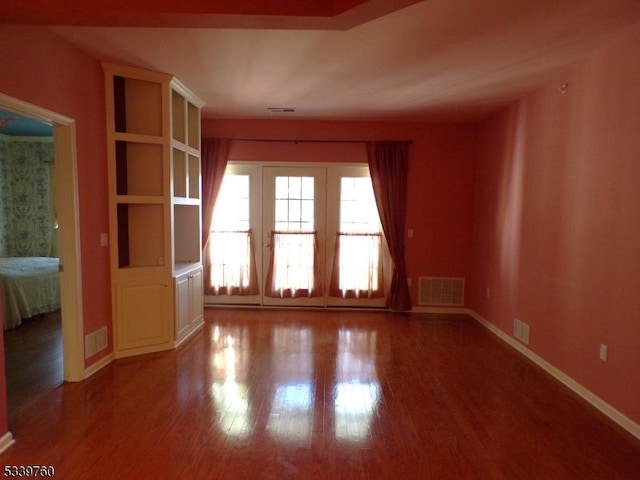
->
[0,138,55,257]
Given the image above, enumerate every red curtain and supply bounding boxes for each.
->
[367,141,412,311]
[201,138,230,296]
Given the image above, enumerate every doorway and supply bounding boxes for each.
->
[262,166,327,307]
[0,122,60,423]
[205,162,391,308]
[0,93,85,394]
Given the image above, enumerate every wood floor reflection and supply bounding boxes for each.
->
[2,308,640,479]
[3,312,63,427]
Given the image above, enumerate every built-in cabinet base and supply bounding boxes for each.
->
[174,265,204,347]
[113,276,173,358]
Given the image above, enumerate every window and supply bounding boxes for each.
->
[205,163,390,307]
[266,175,321,298]
[209,173,258,295]
[330,177,384,299]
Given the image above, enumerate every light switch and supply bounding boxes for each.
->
[100,233,109,246]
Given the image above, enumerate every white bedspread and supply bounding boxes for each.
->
[0,257,60,330]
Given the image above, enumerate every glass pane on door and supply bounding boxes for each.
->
[275,176,315,232]
[206,163,388,308]
[268,176,318,297]
[263,167,326,306]
[206,163,262,305]
[335,177,383,296]
[326,166,389,307]
[209,174,251,293]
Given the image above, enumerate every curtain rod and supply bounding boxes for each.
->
[229,138,412,145]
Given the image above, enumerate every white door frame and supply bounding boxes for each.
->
[262,165,327,307]
[0,93,85,382]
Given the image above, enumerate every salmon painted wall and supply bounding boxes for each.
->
[0,26,113,431]
[470,26,640,425]
[203,118,478,303]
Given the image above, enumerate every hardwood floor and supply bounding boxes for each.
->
[3,312,63,428]
[2,308,639,479]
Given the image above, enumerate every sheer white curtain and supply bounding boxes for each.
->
[208,230,257,295]
[265,231,322,298]
[330,233,383,299]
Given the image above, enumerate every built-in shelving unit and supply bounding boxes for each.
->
[103,63,204,358]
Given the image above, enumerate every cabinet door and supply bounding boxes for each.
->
[175,274,190,339]
[174,267,204,344]
[189,267,204,325]
[115,278,172,356]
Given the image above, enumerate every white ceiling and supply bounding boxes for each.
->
[37,0,640,121]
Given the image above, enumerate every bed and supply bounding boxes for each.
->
[0,257,60,330]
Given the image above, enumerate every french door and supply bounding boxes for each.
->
[206,163,390,308]
[262,166,326,307]
[325,166,389,308]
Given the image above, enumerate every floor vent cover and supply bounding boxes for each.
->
[418,277,465,306]
[85,326,108,359]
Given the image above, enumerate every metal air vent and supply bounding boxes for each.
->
[418,277,465,306]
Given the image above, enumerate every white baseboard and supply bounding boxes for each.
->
[0,432,15,454]
[84,353,114,379]
[468,310,640,441]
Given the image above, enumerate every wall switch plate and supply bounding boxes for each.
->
[599,344,608,362]
[100,233,108,246]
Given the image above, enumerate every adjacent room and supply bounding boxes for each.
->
[1,0,639,478]
[0,114,63,426]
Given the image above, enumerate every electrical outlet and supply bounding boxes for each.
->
[513,318,530,345]
[521,322,530,345]
[599,344,608,362]
[486,288,491,298]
